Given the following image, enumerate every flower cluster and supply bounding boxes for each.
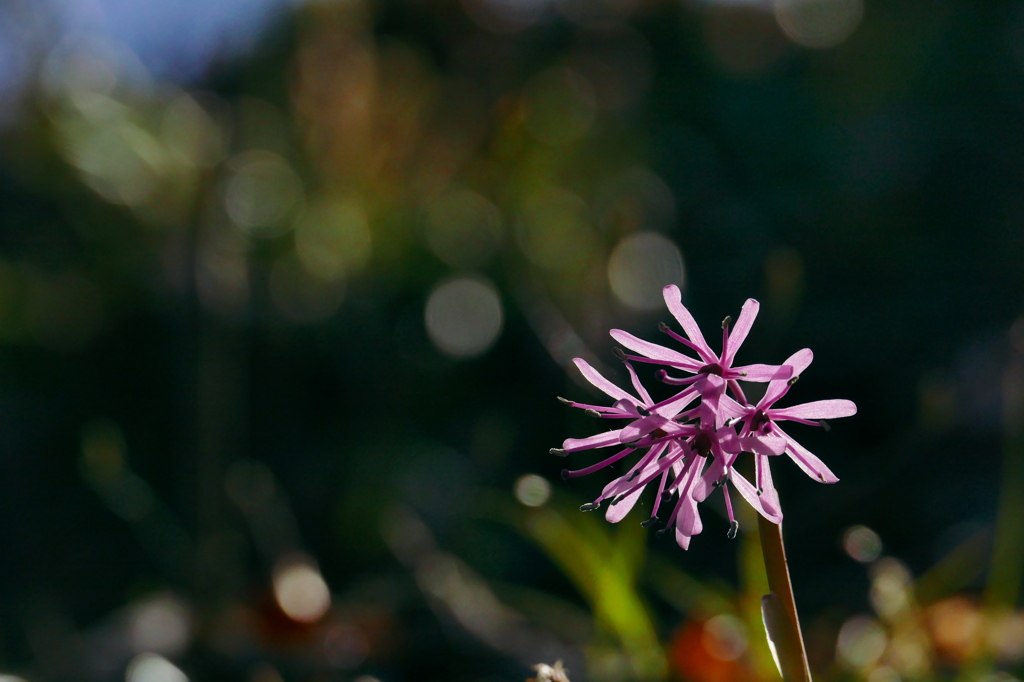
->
[553,285,856,549]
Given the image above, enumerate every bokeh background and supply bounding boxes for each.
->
[1,0,1023,680]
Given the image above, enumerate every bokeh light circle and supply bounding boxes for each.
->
[425,276,504,358]
[607,231,685,310]
[126,653,189,682]
[774,0,863,49]
[272,557,332,624]
[514,474,551,507]
[837,615,887,669]
[225,150,303,237]
[843,525,883,563]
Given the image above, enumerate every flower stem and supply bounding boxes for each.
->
[757,515,812,682]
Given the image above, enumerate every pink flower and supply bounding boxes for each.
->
[552,287,856,550]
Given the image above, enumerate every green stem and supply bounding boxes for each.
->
[758,515,812,682]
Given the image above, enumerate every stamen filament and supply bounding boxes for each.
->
[561,447,636,479]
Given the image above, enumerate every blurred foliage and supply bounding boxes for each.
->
[1,0,1024,680]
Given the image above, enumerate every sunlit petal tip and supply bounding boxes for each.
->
[772,399,858,421]
[786,348,814,373]
[572,358,635,402]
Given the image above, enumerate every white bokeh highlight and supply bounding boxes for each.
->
[425,276,504,358]
[607,231,685,310]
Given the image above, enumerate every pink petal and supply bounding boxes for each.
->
[771,399,857,421]
[651,386,700,419]
[662,285,715,360]
[731,471,782,523]
[723,299,759,365]
[738,434,787,457]
[693,457,725,502]
[623,361,653,405]
[719,395,752,423]
[780,430,840,483]
[563,429,624,452]
[785,347,815,376]
[760,348,814,407]
[676,495,703,538]
[618,414,667,443]
[572,358,635,402]
[606,486,644,523]
[733,363,793,382]
[609,329,700,369]
[699,374,726,427]
[757,457,781,518]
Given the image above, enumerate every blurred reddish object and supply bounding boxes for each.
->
[669,620,756,682]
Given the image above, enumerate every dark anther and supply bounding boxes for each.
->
[658,322,670,333]
[636,405,650,417]
[641,517,659,528]
[698,363,724,377]
[660,490,674,502]
[819,419,831,432]
[787,375,800,386]
[721,315,732,329]
[627,469,641,482]
[585,409,602,418]
[613,347,627,361]
[756,487,764,496]
[727,520,739,539]
[557,396,573,405]
[655,369,668,381]
[560,469,570,480]
[655,527,670,537]
[610,494,625,506]
[549,448,567,457]
[580,502,601,512]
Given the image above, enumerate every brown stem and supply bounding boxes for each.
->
[758,515,812,682]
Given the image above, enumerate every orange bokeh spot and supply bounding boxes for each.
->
[669,620,755,682]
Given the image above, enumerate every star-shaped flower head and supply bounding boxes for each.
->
[550,287,856,551]
[554,353,785,549]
